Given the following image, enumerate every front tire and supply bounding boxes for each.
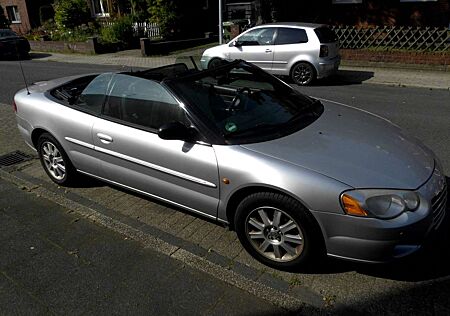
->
[235,192,323,271]
[208,58,224,69]
[37,133,77,186]
[290,62,316,86]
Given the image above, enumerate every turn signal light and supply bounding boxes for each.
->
[342,194,368,216]
[12,100,17,113]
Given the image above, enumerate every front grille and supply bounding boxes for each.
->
[431,183,447,229]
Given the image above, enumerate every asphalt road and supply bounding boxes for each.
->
[1,59,449,173]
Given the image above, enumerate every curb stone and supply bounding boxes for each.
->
[0,165,326,314]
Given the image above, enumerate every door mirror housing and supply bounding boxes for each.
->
[230,40,242,47]
[158,122,197,141]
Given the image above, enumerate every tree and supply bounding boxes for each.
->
[0,5,10,28]
[147,0,178,39]
[54,0,92,30]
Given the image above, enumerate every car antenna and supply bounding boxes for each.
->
[15,41,30,95]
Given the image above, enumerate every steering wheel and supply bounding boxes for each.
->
[228,87,252,112]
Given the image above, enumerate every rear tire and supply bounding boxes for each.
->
[234,192,324,271]
[37,133,77,186]
[290,62,316,86]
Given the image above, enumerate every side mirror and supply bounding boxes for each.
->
[158,122,197,141]
[230,40,242,47]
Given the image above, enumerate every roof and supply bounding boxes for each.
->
[253,22,327,29]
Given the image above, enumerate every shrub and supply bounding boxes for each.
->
[146,0,178,39]
[99,15,134,44]
[54,0,92,30]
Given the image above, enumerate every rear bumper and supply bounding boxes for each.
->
[313,164,447,263]
[316,55,340,79]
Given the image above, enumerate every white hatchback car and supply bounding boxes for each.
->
[201,22,341,85]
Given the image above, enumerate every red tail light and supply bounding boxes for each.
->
[13,100,17,113]
[320,45,329,58]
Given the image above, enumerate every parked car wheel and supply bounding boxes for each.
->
[38,133,77,185]
[208,58,224,69]
[290,62,316,86]
[235,192,323,270]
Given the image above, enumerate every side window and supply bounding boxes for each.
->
[75,73,113,115]
[275,28,308,45]
[237,28,275,46]
[103,74,187,130]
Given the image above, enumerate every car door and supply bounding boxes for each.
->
[58,73,113,176]
[272,27,310,75]
[91,74,220,218]
[228,27,276,71]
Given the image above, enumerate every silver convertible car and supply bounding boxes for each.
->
[15,60,447,270]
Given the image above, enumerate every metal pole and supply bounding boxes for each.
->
[219,0,223,44]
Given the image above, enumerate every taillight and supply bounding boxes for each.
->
[13,100,17,113]
[319,45,329,57]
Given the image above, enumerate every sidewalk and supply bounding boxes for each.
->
[30,49,450,90]
[0,177,286,315]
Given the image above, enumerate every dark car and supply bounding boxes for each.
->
[0,29,30,59]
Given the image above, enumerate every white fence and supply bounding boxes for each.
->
[100,21,161,39]
[133,22,161,39]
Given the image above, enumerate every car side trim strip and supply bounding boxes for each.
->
[65,137,217,188]
[65,137,95,150]
[77,169,218,221]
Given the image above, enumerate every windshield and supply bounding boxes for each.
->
[166,61,323,144]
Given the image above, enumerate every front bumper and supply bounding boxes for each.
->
[313,164,447,263]
[317,55,340,79]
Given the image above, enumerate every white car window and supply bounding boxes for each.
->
[237,28,275,46]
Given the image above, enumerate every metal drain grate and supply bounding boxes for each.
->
[0,151,33,168]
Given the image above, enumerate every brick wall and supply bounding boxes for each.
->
[0,0,31,34]
[341,49,450,66]
[29,38,98,54]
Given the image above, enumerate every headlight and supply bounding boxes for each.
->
[341,189,420,219]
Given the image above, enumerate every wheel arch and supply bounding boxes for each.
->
[31,128,51,149]
[225,185,316,230]
[289,60,317,79]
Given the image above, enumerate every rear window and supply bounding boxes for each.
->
[314,27,337,43]
[275,28,308,45]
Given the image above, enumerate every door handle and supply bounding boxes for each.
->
[265,49,272,53]
[97,133,113,144]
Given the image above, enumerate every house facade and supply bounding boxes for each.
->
[0,0,53,34]
[0,0,30,33]
[225,0,449,27]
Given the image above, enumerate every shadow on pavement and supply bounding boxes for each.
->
[29,52,52,59]
[316,69,375,86]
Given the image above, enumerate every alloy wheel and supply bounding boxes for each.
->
[41,141,66,181]
[245,206,304,262]
[292,63,314,85]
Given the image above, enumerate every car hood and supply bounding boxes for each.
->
[241,100,434,189]
[203,44,228,56]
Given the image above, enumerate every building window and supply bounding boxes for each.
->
[91,0,110,17]
[6,6,21,23]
